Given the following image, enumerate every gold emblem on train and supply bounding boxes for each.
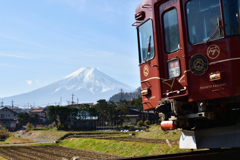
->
[190,54,208,76]
[143,65,149,77]
[193,58,204,71]
[207,44,220,59]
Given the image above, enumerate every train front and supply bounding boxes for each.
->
[134,0,240,149]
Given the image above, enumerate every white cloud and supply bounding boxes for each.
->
[0,52,29,59]
[35,80,39,83]
[26,80,33,86]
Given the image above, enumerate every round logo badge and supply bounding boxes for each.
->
[190,54,208,76]
[143,65,149,77]
[207,44,220,59]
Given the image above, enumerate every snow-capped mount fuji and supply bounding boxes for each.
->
[1,67,135,107]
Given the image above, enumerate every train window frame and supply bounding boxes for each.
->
[137,18,155,64]
[185,0,223,45]
[167,58,181,79]
[162,8,180,54]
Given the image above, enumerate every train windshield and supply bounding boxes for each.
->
[186,0,222,44]
[137,19,155,63]
[163,9,180,53]
[222,0,240,36]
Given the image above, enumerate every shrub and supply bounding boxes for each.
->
[57,123,64,129]
[129,125,135,131]
[26,122,34,131]
[0,133,9,140]
[137,120,144,127]
[0,125,10,140]
[123,125,130,129]
[158,118,162,123]
[144,120,150,126]
[68,124,73,130]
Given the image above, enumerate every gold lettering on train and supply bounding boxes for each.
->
[200,83,226,90]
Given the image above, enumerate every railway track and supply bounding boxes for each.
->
[106,148,240,160]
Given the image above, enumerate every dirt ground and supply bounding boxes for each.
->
[0,146,121,160]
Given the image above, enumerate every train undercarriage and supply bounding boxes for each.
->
[156,97,240,149]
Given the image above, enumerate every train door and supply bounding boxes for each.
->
[158,0,188,99]
[183,0,227,102]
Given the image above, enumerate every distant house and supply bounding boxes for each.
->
[0,107,17,130]
[30,109,47,122]
[122,106,159,125]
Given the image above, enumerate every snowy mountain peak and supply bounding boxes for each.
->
[64,67,97,79]
[1,67,135,106]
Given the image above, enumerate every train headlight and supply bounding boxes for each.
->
[209,71,221,81]
[168,59,181,79]
[141,88,149,95]
[135,11,145,20]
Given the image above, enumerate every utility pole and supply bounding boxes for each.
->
[77,98,79,106]
[72,94,74,105]
[11,100,14,109]
[120,88,123,100]
[1,100,3,107]
[60,97,62,106]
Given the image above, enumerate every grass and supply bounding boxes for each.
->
[135,125,181,140]
[0,157,7,160]
[6,137,36,144]
[23,130,68,141]
[59,138,186,157]
[0,141,8,145]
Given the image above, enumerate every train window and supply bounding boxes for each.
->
[186,0,222,44]
[222,0,240,36]
[137,19,155,63]
[163,9,180,53]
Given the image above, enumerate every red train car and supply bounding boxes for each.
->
[134,0,240,149]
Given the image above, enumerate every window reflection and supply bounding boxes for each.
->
[137,19,155,63]
[186,0,222,44]
[222,0,240,35]
[163,9,180,53]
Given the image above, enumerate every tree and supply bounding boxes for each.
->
[88,106,97,118]
[30,114,39,123]
[26,122,34,131]
[57,106,71,128]
[107,101,119,125]
[46,105,59,126]
[119,103,129,127]
[135,96,143,120]
[95,99,108,121]
[78,104,90,120]
[17,112,30,123]
[69,107,79,128]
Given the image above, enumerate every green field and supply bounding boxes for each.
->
[59,138,183,157]
[58,125,185,157]
[17,125,186,157]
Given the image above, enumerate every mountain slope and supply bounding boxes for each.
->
[1,67,135,107]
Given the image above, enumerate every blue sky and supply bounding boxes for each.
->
[0,0,142,98]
